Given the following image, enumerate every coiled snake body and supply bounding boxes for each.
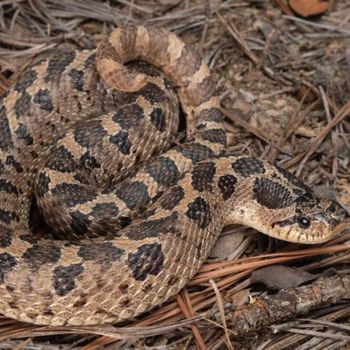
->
[0,26,348,326]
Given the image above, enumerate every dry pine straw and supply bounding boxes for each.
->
[0,233,349,349]
[0,0,350,349]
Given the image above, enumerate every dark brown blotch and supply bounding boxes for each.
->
[144,157,180,186]
[78,241,124,265]
[68,69,84,91]
[150,107,167,132]
[22,243,61,268]
[14,69,38,93]
[35,172,51,198]
[5,156,23,173]
[0,179,18,195]
[70,211,91,236]
[160,186,185,210]
[0,226,12,248]
[191,161,216,192]
[73,173,88,185]
[15,124,33,146]
[74,119,107,148]
[253,177,294,209]
[90,202,119,219]
[14,92,31,118]
[199,128,226,145]
[127,243,164,281]
[0,253,17,283]
[126,212,180,240]
[0,106,13,152]
[140,83,167,104]
[186,196,211,229]
[218,174,237,200]
[129,61,161,78]
[52,183,96,207]
[79,151,101,171]
[232,157,266,177]
[274,165,311,194]
[84,53,96,69]
[197,107,224,123]
[180,143,215,163]
[110,130,131,155]
[53,263,84,296]
[46,145,76,173]
[112,103,144,130]
[33,89,54,112]
[116,181,150,210]
[0,208,19,225]
[44,51,77,83]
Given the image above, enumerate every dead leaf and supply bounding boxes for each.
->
[209,231,245,260]
[251,265,316,289]
[288,0,330,17]
[229,289,250,307]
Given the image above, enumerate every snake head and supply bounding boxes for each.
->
[225,159,349,244]
[272,193,349,243]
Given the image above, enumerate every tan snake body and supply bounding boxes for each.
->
[0,26,348,326]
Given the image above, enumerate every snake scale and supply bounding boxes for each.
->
[0,26,348,326]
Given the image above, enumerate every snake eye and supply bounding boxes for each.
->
[297,216,310,228]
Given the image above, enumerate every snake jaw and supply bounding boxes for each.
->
[228,187,349,244]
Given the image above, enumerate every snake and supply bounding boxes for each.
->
[0,25,348,326]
